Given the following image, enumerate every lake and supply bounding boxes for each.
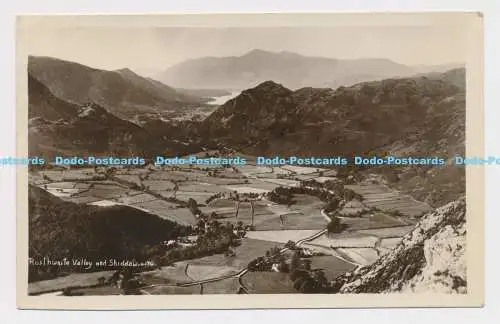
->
[210,91,241,105]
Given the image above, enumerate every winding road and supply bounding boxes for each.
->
[141,224,329,294]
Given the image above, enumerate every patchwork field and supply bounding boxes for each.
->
[187,238,283,273]
[309,256,357,280]
[241,272,296,294]
[344,182,432,217]
[339,212,411,231]
[201,278,241,294]
[245,230,319,244]
[29,155,436,295]
[143,285,202,295]
[336,248,380,266]
[309,233,378,248]
[186,264,239,281]
[70,285,122,296]
[28,271,115,295]
[138,263,192,285]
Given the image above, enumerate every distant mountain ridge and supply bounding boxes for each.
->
[157,49,463,90]
[28,56,208,121]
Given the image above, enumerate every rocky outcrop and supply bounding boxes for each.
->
[331,197,466,294]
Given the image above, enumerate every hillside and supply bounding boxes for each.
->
[28,56,208,120]
[331,197,466,294]
[28,74,201,157]
[195,69,465,206]
[200,70,465,157]
[420,68,466,90]
[157,49,459,90]
[28,185,190,282]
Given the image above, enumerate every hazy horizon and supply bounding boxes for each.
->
[25,26,466,77]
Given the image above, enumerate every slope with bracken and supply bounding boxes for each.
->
[28,56,208,121]
[28,74,201,158]
[28,185,191,282]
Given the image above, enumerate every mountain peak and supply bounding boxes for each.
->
[115,67,138,76]
[242,49,304,59]
[243,49,274,57]
[250,80,291,94]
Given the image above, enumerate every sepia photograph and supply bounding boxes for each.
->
[15,12,484,309]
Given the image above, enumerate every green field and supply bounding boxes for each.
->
[143,285,202,295]
[241,272,297,294]
[201,278,241,294]
[309,255,357,281]
[28,271,115,295]
[188,238,282,271]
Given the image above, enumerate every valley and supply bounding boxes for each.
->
[26,53,467,296]
[28,153,431,295]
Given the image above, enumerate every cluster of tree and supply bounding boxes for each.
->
[297,183,341,203]
[326,216,347,234]
[323,199,341,213]
[159,220,241,266]
[335,163,368,181]
[187,198,202,217]
[284,240,297,250]
[290,268,331,293]
[266,187,296,205]
[288,251,331,293]
[247,245,284,271]
[205,192,225,205]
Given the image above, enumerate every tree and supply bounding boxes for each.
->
[97,276,106,286]
[172,181,179,198]
[290,251,300,272]
[62,287,73,296]
[311,270,329,292]
[324,199,340,213]
[278,256,289,273]
[285,240,296,250]
[303,259,312,271]
[187,198,200,216]
[327,216,344,234]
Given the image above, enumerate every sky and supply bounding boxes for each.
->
[23,25,466,77]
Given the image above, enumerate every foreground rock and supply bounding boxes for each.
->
[331,197,466,294]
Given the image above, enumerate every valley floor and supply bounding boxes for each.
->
[28,153,433,295]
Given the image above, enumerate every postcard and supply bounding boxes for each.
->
[16,12,484,309]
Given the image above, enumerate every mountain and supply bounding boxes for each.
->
[419,67,466,90]
[195,69,465,206]
[157,49,458,90]
[28,56,207,120]
[28,74,200,157]
[200,70,465,156]
[413,62,464,75]
[331,197,466,294]
[28,184,190,282]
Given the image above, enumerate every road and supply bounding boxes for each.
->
[141,223,328,294]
